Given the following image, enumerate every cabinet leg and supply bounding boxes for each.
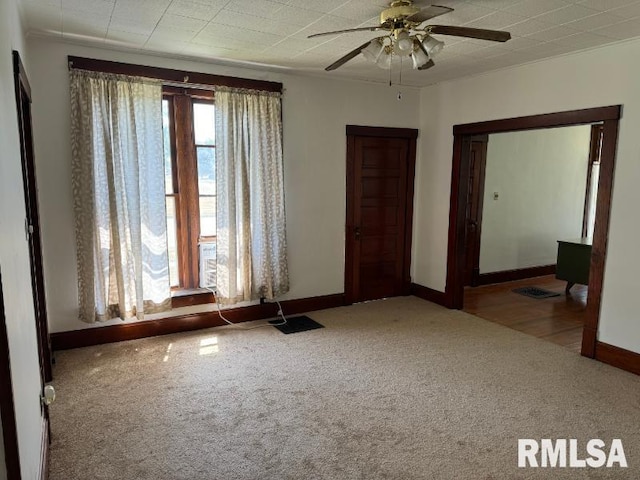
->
[565,282,575,295]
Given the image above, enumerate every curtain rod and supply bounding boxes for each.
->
[67,56,283,93]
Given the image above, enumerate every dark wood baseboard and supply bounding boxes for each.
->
[40,417,49,480]
[595,341,640,376]
[51,293,346,350]
[477,264,556,286]
[410,283,447,306]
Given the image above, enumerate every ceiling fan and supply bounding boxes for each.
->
[308,1,511,72]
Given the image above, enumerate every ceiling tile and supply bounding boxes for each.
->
[526,24,581,42]
[271,36,325,54]
[106,29,149,45]
[144,38,191,54]
[500,35,545,51]
[575,0,639,12]
[210,9,302,36]
[507,18,555,36]
[440,5,499,26]
[593,17,640,38]
[554,32,616,48]
[108,17,158,36]
[533,4,602,26]
[608,2,640,18]
[291,15,356,39]
[62,12,109,37]
[223,0,283,18]
[195,22,284,47]
[61,0,114,16]
[471,0,524,10]
[147,26,197,41]
[157,13,207,32]
[111,0,170,20]
[440,40,489,56]
[329,0,383,22]
[463,10,527,30]
[503,0,570,18]
[24,0,62,7]
[269,0,349,14]
[166,0,227,21]
[469,44,512,59]
[564,12,626,32]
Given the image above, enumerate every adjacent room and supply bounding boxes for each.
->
[2,0,640,478]
[461,124,603,353]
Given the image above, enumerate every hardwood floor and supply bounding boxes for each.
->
[463,275,587,354]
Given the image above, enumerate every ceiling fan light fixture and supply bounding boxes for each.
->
[394,30,414,56]
[375,47,393,69]
[411,41,430,69]
[361,38,385,63]
[422,35,444,58]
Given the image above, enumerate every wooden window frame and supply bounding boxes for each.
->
[164,89,217,298]
[67,57,282,93]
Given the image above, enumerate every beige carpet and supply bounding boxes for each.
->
[49,297,640,479]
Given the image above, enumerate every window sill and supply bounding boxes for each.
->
[171,288,215,309]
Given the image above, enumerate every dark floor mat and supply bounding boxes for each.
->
[269,315,324,334]
[513,286,561,299]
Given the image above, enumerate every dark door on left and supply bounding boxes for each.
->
[345,126,417,304]
[13,51,52,384]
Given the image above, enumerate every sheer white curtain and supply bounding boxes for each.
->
[70,69,171,323]
[215,87,289,305]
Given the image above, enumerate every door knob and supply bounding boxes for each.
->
[355,227,361,240]
[41,384,56,406]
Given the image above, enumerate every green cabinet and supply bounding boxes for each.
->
[556,238,592,293]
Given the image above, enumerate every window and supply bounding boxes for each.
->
[68,57,287,310]
[162,89,216,290]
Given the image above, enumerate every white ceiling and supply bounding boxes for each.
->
[19,0,640,86]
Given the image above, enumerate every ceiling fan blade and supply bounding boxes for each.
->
[407,5,454,24]
[325,41,373,71]
[428,25,511,42]
[419,59,436,71]
[308,26,382,39]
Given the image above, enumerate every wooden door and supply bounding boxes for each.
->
[346,126,417,304]
[463,135,488,286]
[13,51,52,384]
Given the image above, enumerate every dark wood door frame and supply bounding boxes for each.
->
[345,125,418,304]
[445,105,621,359]
[0,267,21,479]
[582,124,604,237]
[464,135,488,287]
[13,51,53,383]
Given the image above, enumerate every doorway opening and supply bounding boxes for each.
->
[445,106,621,358]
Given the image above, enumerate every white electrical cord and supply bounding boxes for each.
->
[205,287,288,330]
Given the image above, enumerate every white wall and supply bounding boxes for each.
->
[0,0,47,478]
[26,38,421,333]
[414,38,640,354]
[479,126,591,273]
